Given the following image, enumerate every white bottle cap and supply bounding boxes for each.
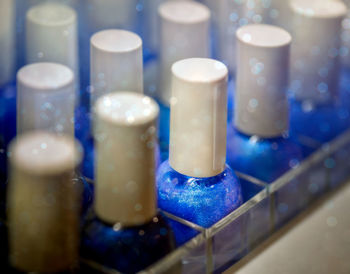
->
[169,58,228,178]
[94,92,159,226]
[26,3,79,84]
[234,24,291,138]
[204,0,270,74]
[7,131,82,272]
[144,0,192,54]
[0,0,15,86]
[17,62,75,136]
[290,0,347,104]
[90,29,143,108]
[86,0,137,33]
[158,0,210,106]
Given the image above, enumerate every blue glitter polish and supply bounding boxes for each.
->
[0,82,16,185]
[82,93,175,272]
[228,25,303,183]
[289,99,350,144]
[157,58,243,233]
[158,100,171,162]
[157,160,242,229]
[82,212,175,273]
[227,126,303,183]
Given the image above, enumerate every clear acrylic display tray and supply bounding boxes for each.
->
[80,128,350,274]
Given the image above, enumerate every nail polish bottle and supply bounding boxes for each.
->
[7,132,82,273]
[157,58,243,240]
[0,0,16,185]
[157,1,210,160]
[227,24,303,183]
[16,62,92,214]
[289,0,349,143]
[81,92,175,273]
[82,29,144,181]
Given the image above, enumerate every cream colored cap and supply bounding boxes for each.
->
[94,92,159,226]
[235,24,291,138]
[8,131,82,272]
[169,58,228,178]
[86,0,137,32]
[17,62,75,136]
[158,0,210,105]
[90,29,143,107]
[0,0,15,86]
[26,3,79,80]
[290,0,347,104]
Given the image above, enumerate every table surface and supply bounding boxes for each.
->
[225,181,350,274]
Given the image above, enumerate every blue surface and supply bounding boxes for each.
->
[0,82,16,185]
[158,101,170,162]
[227,126,304,183]
[289,99,350,144]
[157,160,243,230]
[81,212,175,273]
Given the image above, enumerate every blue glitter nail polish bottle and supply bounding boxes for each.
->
[82,92,175,272]
[157,58,243,237]
[288,0,349,143]
[227,25,303,183]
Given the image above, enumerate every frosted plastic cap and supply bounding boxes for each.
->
[17,62,74,91]
[10,131,82,175]
[235,24,291,137]
[158,1,211,105]
[236,24,292,48]
[17,63,75,136]
[27,2,76,26]
[94,92,159,226]
[159,1,210,24]
[26,2,78,79]
[90,29,143,106]
[290,0,347,18]
[169,58,228,178]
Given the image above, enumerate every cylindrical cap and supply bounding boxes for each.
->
[158,1,210,105]
[26,3,79,82]
[0,0,15,86]
[204,0,270,74]
[169,58,228,178]
[235,24,291,138]
[86,0,138,33]
[290,0,347,104]
[7,131,82,273]
[17,62,75,136]
[94,92,159,226]
[90,29,143,108]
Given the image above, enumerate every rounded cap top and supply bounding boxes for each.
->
[95,92,159,126]
[159,1,210,24]
[172,58,228,84]
[290,0,347,19]
[91,29,142,53]
[10,131,82,175]
[17,63,74,91]
[27,2,76,27]
[237,24,292,48]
